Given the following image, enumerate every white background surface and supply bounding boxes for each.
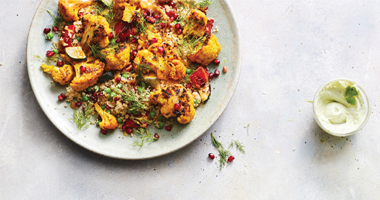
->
[1,0,380,199]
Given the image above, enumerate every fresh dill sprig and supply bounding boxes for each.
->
[101,0,114,10]
[244,123,250,134]
[104,11,115,23]
[211,133,223,149]
[229,140,246,154]
[46,10,64,28]
[70,105,93,131]
[89,44,106,61]
[132,128,155,148]
[218,149,231,169]
[198,0,213,8]
[119,85,147,111]
[135,12,148,35]
[94,5,105,15]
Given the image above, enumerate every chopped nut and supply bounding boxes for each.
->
[222,66,227,73]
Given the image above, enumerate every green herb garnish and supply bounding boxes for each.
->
[198,0,213,8]
[132,128,155,148]
[89,44,106,61]
[211,133,231,169]
[46,10,64,28]
[345,86,359,105]
[135,12,148,35]
[34,54,60,63]
[229,140,246,154]
[244,123,250,134]
[70,106,93,131]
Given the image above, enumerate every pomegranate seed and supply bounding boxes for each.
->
[98,93,103,96]
[170,17,175,22]
[131,39,137,43]
[106,105,111,110]
[116,38,121,43]
[228,156,235,162]
[132,50,138,56]
[214,69,220,77]
[143,11,147,17]
[122,125,127,131]
[175,23,180,29]
[126,128,133,134]
[53,26,58,32]
[186,83,191,89]
[58,93,66,101]
[165,126,172,131]
[100,129,108,135]
[154,15,160,19]
[149,17,156,23]
[93,98,97,103]
[98,115,102,120]
[78,28,84,33]
[169,1,176,7]
[157,47,164,54]
[80,66,86,73]
[174,103,181,110]
[209,72,214,79]
[46,51,54,57]
[57,60,64,66]
[223,66,227,73]
[120,37,125,42]
[143,122,148,128]
[43,28,51,34]
[154,133,159,139]
[108,32,114,40]
[75,101,82,107]
[82,106,85,111]
[151,38,157,43]
[114,97,120,101]
[160,23,166,29]
[92,93,97,97]
[208,153,215,159]
[115,76,121,83]
[147,9,153,16]
[178,29,182,34]
[130,82,136,86]
[213,59,220,64]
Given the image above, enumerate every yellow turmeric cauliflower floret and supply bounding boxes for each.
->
[188,34,221,66]
[94,103,118,130]
[58,0,94,22]
[81,14,111,49]
[150,84,195,124]
[183,9,208,38]
[167,60,186,80]
[104,43,131,71]
[41,64,75,85]
[134,49,160,72]
[113,0,138,22]
[70,60,105,91]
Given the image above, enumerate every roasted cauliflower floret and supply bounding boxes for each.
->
[134,49,160,73]
[183,9,208,37]
[70,60,105,91]
[58,0,94,22]
[104,43,131,71]
[188,34,221,66]
[113,0,138,22]
[94,103,118,130]
[167,60,186,80]
[81,14,111,49]
[150,84,195,124]
[41,64,75,85]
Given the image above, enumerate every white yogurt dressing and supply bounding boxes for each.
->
[314,79,369,135]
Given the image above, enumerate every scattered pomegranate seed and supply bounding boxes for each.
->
[120,37,125,42]
[160,23,166,29]
[186,83,191,89]
[114,97,120,101]
[75,101,82,107]
[151,38,158,44]
[92,93,97,97]
[154,133,159,139]
[122,125,127,131]
[178,29,182,34]
[147,9,153,16]
[214,69,220,77]
[100,129,108,135]
[57,60,64,67]
[149,17,156,23]
[131,39,137,43]
[208,153,215,159]
[106,105,111,110]
[78,28,84,33]
[174,103,181,110]
[80,66,86,73]
[175,23,180,29]
[82,106,85,111]
[98,93,103,96]
[53,26,58,32]
[115,76,121,83]
[228,156,235,162]
[169,1,176,7]
[169,17,175,22]
[58,93,66,101]
[157,46,164,54]
[213,59,220,64]
[223,66,227,73]
[132,50,138,56]
[126,128,133,134]
[43,28,51,34]
[116,38,121,43]
[143,11,147,17]
[130,82,136,86]
[208,72,214,79]
[46,51,54,57]
[93,98,97,103]
[165,126,172,131]
[108,32,114,40]
[154,15,160,19]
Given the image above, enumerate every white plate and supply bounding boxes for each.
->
[27,0,241,160]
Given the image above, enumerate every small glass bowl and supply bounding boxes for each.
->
[313,78,371,137]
